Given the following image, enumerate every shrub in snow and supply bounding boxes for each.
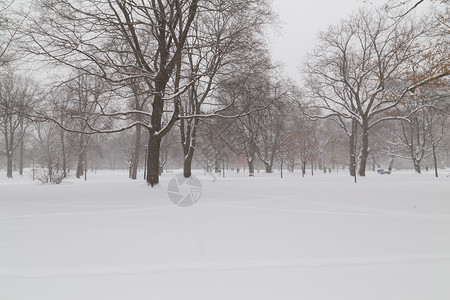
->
[35,168,65,184]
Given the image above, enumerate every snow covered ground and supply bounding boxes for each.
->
[1,169,450,300]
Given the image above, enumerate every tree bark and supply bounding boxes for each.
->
[414,161,421,174]
[130,124,142,180]
[432,144,438,178]
[183,152,194,178]
[76,150,84,179]
[6,155,13,178]
[19,118,24,177]
[248,158,254,175]
[146,132,161,187]
[60,128,67,178]
[388,157,394,172]
[349,120,357,177]
[358,123,369,176]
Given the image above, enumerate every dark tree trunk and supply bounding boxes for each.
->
[6,155,13,178]
[248,159,254,175]
[214,159,220,173]
[48,163,52,183]
[432,144,438,178]
[145,50,183,186]
[181,116,199,178]
[280,155,283,179]
[264,162,272,173]
[184,153,193,178]
[349,120,357,177]
[84,150,87,181]
[60,128,67,178]
[76,150,84,179]
[358,124,369,176]
[146,133,161,187]
[18,117,24,176]
[130,125,142,180]
[301,161,306,177]
[19,139,24,177]
[414,161,421,174]
[388,157,394,172]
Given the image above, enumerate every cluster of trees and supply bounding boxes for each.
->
[0,0,448,185]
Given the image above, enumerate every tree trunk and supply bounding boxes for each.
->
[6,155,13,178]
[48,163,52,183]
[130,125,142,180]
[146,133,161,187]
[76,150,84,179]
[301,161,306,177]
[432,144,438,178]
[184,153,193,178]
[181,117,199,178]
[388,157,394,171]
[84,150,87,181]
[19,139,24,177]
[414,161,421,174]
[60,128,67,178]
[248,158,254,176]
[349,120,357,177]
[18,116,24,176]
[358,124,369,176]
[264,162,272,173]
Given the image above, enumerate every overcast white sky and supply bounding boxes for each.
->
[268,0,370,82]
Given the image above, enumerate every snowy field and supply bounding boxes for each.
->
[1,169,450,300]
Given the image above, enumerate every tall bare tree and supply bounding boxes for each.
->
[304,8,448,176]
[27,0,200,186]
[0,73,35,178]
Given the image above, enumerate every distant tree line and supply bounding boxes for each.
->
[0,0,448,184]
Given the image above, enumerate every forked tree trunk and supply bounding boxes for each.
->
[413,161,421,174]
[388,157,394,172]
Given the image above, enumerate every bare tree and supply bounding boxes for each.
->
[178,0,273,178]
[0,73,36,178]
[32,121,65,183]
[27,0,200,186]
[304,8,448,176]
